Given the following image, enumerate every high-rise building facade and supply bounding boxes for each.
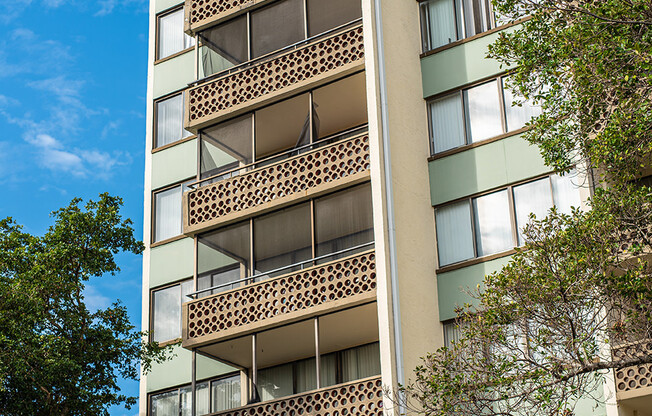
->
[140,1,650,415]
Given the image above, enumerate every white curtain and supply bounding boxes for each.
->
[502,77,543,131]
[159,9,195,59]
[464,80,503,143]
[443,322,461,348]
[151,390,179,416]
[551,172,582,214]
[423,0,458,50]
[156,94,184,147]
[430,93,465,153]
[211,376,240,412]
[473,190,513,256]
[513,178,553,245]
[435,201,475,266]
[320,353,337,387]
[153,285,181,343]
[258,364,293,401]
[341,343,381,383]
[295,358,317,393]
[155,186,182,242]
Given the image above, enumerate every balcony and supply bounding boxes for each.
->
[206,376,383,416]
[184,24,365,133]
[182,249,376,349]
[183,131,370,235]
[184,0,272,35]
[613,339,652,402]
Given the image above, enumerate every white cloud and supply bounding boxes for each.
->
[101,120,121,139]
[83,285,111,312]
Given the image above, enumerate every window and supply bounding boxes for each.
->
[443,321,461,348]
[257,342,381,401]
[149,375,240,416]
[199,73,368,181]
[198,0,362,78]
[157,8,195,60]
[153,181,191,243]
[419,0,495,52]
[196,184,374,295]
[435,173,581,267]
[151,279,193,343]
[428,76,542,154]
[155,93,192,148]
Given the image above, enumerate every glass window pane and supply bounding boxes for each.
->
[158,9,195,59]
[198,222,251,296]
[320,352,338,387]
[462,0,493,38]
[258,363,294,401]
[443,321,461,348]
[153,284,181,343]
[180,382,209,416]
[429,93,465,153]
[212,375,241,412]
[464,80,503,143]
[251,0,305,58]
[435,201,474,266]
[254,203,312,277]
[199,16,248,78]
[156,94,186,148]
[341,343,381,383]
[513,178,553,245]
[551,173,581,215]
[200,115,253,179]
[255,94,310,160]
[502,77,542,131]
[295,358,317,393]
[472,190,513,256]
[306,0,362,37]
[421,0,458,51]
[312,73,368,140]
[315,184,374,262]
[154,186,182,242]
[151,390,179,416]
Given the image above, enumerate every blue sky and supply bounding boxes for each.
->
[0,1,150,414]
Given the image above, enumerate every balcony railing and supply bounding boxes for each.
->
[208,376,383,416]
[183,131,370,235]
[613,339,652,399]
[182,249,376,348]
[184,24,365,132]
[185,0,272,35]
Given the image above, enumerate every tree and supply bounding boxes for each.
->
[0,194,171,415]
[401,1,652,415]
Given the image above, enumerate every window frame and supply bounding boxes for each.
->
[427,73,542,157]
[151,179,195,245]
[149,277,194,344]
[155,5,196,62]
[434,173,578,271]
[153,89,195,151]
[147,373,242,416]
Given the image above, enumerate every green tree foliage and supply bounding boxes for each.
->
[0,194,171,415]
[401,1,652,415]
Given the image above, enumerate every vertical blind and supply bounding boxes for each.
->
[158,9,195,59]
[156,94,192,148]
[154,186,182,242]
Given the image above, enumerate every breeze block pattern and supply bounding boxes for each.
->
[184,251,376,345]
[185,0,271,34]
[614,339,652,393]
[184,133,370,234]
[208,377,383,416]
[185,26,364,131]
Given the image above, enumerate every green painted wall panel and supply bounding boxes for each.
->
[151,139,197,190]
[150,238,194,288]
[428,134,548,205]
[420,27,517,98]
[153,51,195,99]
[156,0,183,14]
[147,345,236,392]
[437,256,512,321]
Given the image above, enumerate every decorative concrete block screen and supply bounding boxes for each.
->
[614,339,652,393]
[185,0,270,34]
[184,133,370,234]
[209,376,383,416]
[183,251,376,346]
[185,26,364,131]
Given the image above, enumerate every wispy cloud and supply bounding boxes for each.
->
[83,284,111,312]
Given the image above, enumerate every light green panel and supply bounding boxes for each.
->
[147,344,236,392]
[437,256,512,321]
[153,50,195,99]
[152,139,197,190]
[150,238,194,288]
[420,26,518,98]
[198,243,238,274]
[429,134,548,205]
[155,0,183,13]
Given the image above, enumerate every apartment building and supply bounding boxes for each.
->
[140,0,651,415]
